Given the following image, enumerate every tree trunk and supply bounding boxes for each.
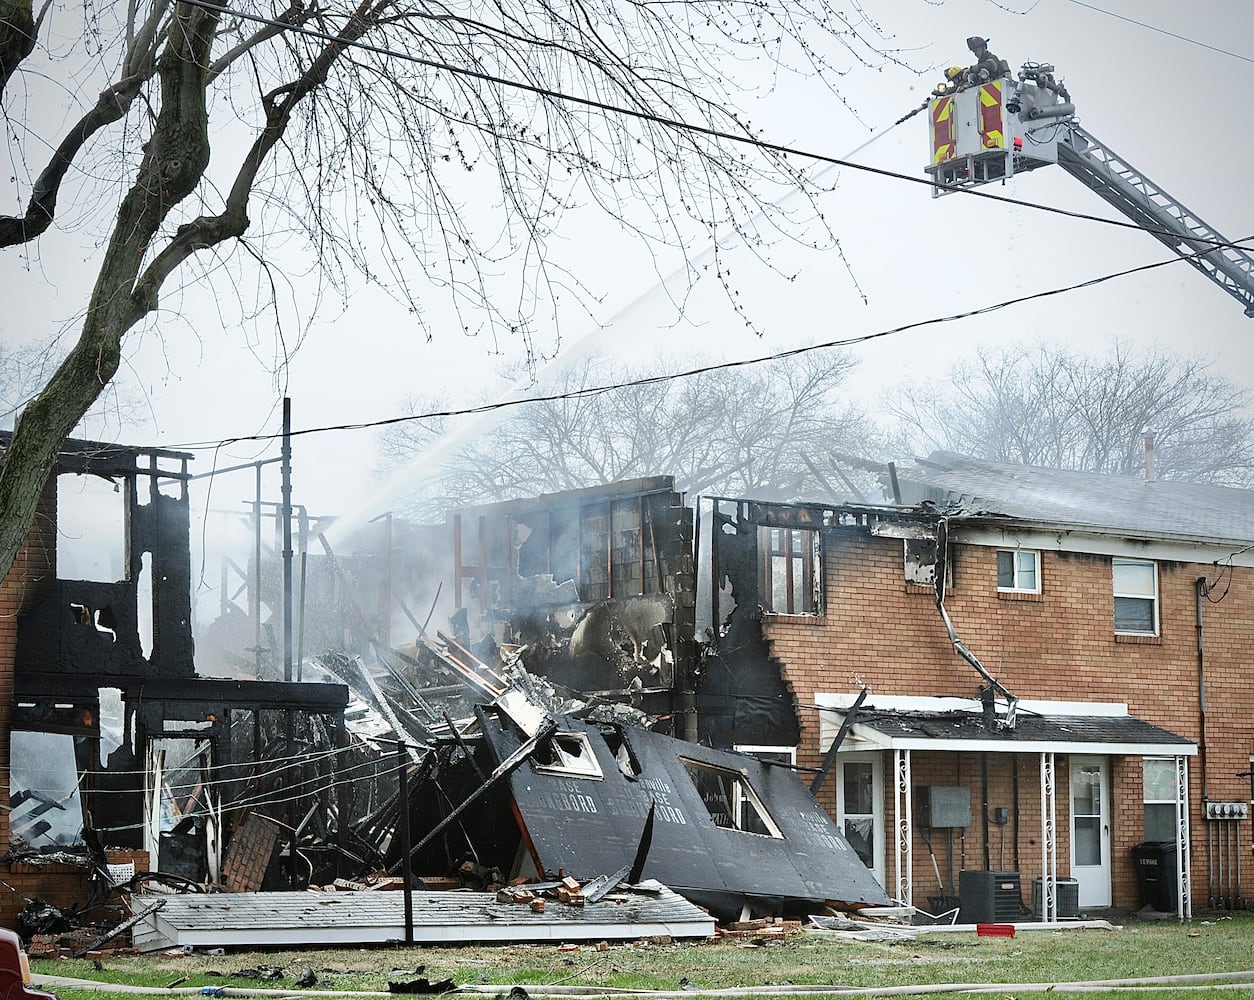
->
[0,0,219,583]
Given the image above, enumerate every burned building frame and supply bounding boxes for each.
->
[4,434,350,904]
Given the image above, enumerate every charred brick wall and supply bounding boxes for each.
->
[766,526,1254,912]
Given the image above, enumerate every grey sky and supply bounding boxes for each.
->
[3,0,1252,531]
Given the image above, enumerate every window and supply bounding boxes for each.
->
[57,473,126,582]
[997,549,1040,592]
[1113,559,1158,635]
[682,759,782,837]
[532,732,603,779]
[1143,758,1176,841]
[759,526,819,615]
[841,760,877,870]
[903,537,938,586]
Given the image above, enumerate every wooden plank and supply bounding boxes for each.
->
[130,888,714,951]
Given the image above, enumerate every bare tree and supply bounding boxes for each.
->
[888,341,1254,485]
[375,350,887,511]
[0,0,906,581]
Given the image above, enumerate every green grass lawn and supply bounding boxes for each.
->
[32,913,1254,998]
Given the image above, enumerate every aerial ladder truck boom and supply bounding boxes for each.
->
[925,62,1254,317]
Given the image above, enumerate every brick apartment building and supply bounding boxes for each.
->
[697,452,1254,919]
[4,433,1251,929]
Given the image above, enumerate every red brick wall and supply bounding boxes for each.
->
[765,527,1254,911]
[1,476,57,928]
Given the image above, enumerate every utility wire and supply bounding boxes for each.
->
[181,0,1252,255]
[1066,0,1254,65]
[137,0,1254,457]
[166,241,1248,452]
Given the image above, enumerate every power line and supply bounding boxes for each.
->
[180,0,1252,254]
[1066,1,1254,65]
[167,242,1244,453]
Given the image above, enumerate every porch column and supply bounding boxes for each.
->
[893,748,913,908]
[1039,751,1057,923]
[1175,755,1193,921]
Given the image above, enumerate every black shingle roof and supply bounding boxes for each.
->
[853,709,1192,749]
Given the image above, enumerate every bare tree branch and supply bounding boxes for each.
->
[0,0,911,581]
[888,341,1254,486]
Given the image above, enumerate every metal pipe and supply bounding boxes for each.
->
[282,398,293,684]
[1027,102,1075,119]
[981,752,991,871]
[396,740,414,945]
[253,464,263,677]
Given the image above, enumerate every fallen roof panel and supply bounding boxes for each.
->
[479,712,892,920]
[131,887,714,952]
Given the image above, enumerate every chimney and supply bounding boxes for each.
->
[1142,428,1156,482]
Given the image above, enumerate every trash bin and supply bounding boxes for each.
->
[1131,841,1177,912]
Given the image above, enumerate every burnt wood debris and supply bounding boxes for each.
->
[2,449,893,949]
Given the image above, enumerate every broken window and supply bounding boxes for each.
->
[759,526,819,615]
[1143,758,1176,840]
[148,738,213,880]
[57,473,127,582]
[9,731,86,846]
[532,732,604,779]
[1113,558,1158,635]
[997,549,1040,593]
[602,730,642,778]
[682,759,782,837]
[903,537,937,586]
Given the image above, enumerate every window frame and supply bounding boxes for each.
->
[1113,558,1159,636]
[758,525,821,616]
[1142,757,1177,842]
[681,758,784,838]
[996,548,1041,594]
[532,732,604,780]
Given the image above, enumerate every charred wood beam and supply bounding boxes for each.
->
[443,712,486,783]
[370,643,441,724]
[437,631,507,694]
[73,900,165,957]
[628,801,655,885]
[390,718,557,875]
[809,686,868,796]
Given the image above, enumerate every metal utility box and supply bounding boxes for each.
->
[959,870,1021,923]
[917,786,972,828]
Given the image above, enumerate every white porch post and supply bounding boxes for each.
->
[893,748,913,908]
[1175,755,1193,921]
[1040,751,1057,923]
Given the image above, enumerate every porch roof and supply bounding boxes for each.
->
[816,696,1196,757]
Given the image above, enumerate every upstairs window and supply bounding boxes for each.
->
[997,549,1040,593]
[1113,558,1158,635]
[759,526,820,615]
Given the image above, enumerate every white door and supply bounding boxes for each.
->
[837,753,885,887]
[1070,755,1111,907]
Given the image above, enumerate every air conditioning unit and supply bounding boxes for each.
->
[959,870,1021,923]
[1032,877,1080,919]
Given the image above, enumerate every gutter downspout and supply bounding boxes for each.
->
[934,518,1018,727]
[1195,577,1209,804]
